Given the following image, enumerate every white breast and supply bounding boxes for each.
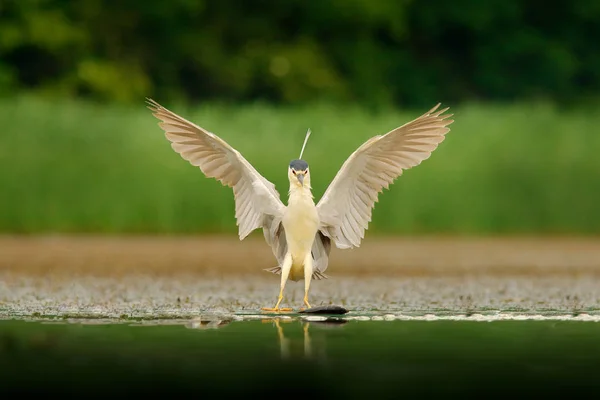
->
[283,192,319,265]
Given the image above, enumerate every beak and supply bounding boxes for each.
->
[297,173,304,186]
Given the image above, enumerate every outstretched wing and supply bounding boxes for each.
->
[147,98,286,240]
[316,103,453,249]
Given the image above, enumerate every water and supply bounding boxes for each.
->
[2,317,600,396]
[2,274,600,318]
[3,237,600,395]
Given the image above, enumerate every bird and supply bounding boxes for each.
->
[146,98,453,312]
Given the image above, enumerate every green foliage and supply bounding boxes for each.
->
[0,0,599,106]
[1,96,598,235]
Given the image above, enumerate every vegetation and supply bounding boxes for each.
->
[2,96,598,235]
[0,0,598,107]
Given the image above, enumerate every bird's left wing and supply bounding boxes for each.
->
[316,103,453,249]
[147,98,286,240]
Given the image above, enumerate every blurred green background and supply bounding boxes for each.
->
[1,0,598,236]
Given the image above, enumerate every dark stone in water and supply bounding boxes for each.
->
[298,305,348,314]
[310,319,348,327]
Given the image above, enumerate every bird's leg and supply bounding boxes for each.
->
[262,253,293,312]
[301,253,313,310]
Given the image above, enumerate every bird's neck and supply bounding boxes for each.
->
[288,184,314,205]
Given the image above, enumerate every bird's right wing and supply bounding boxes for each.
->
[316,103,453,249]
[147,98,286,240]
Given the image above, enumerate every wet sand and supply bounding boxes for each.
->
[1,235,600,318]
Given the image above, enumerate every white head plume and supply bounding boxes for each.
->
[299,128,311,159]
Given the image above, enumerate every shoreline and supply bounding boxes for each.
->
[1,235,598,277]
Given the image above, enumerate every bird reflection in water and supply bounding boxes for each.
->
[185,315,348,361]
[266,318,348,361]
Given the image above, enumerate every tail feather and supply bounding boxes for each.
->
[263,266,328,280]
[312,269,329,280]
[263,266,281,275]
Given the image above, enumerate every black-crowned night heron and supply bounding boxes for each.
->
[147,99,453,312]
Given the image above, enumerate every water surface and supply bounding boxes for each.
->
[2,318,600,396]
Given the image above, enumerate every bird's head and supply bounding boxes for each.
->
[288,159,310,189]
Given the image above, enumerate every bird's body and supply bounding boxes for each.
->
[284,188,319,282]
[147,98,454,311]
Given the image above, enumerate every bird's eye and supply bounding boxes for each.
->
[305,169,309,174]
[292,170,296,175]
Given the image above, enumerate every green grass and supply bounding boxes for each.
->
[1,95,599,235]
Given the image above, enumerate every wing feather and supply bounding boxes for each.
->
[147,98,285,242]
[317,103,453,249]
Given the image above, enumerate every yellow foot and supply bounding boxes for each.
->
[303,297,311,309]
[261,307,293,313]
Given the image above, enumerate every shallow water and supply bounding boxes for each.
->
[3,236,600,318]
[2,274,600,319]
[3,237,600,394]
[2,318,600,396]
